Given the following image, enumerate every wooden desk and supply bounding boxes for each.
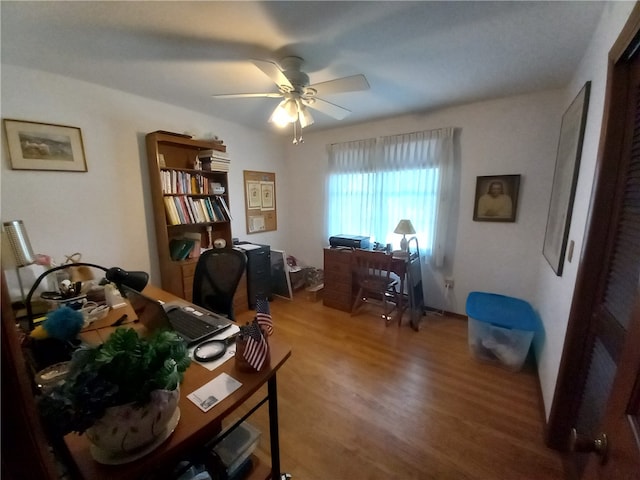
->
[323,248,411,320]
[64,285,291,480]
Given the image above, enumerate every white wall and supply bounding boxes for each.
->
[534,1,636,418]
[1,65,287,294]
[282,89,564,316]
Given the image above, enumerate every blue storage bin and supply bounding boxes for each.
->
[465,292,538,371]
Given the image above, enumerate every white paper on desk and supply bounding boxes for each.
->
[237,243,261,251]
[188,324,240,371]
[187,373,242,413]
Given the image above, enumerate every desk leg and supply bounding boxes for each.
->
[268,375,281,480]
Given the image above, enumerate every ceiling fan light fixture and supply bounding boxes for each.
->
[282,98,298,122]
[269,101,292,128]
[269,97,299,128]
[297,101,314,129]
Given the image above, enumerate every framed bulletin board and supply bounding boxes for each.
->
[243,170,277,234]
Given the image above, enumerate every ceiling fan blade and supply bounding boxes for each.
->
[251,59,293,91]
[304,97,351,120]
[309,74,369,96]
[211,92,284,99]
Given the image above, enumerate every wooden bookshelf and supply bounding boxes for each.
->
[145,131,247,313]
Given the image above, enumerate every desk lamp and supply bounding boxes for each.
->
[394,219,416,252]
[3,220,36,303]
[24,262,149,331]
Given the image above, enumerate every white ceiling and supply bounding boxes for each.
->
[1,1,605,134]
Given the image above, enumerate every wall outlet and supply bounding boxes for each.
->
[444,278,454,289]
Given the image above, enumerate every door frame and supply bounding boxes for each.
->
[546,3,640,451]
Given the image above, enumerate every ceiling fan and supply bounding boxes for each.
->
[212,56,369,144]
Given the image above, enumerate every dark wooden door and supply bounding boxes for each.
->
[546,5,640,479]
[575,27,640,480]
[582,294,640,479]
[579,34,640,479]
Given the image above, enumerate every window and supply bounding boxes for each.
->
[326,128,454,267]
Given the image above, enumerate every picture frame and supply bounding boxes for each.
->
[543,81,591,276]
[473,174,520,222]
[246,180,261,209]
[3,119,87,172]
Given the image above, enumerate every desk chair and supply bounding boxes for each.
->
[192,248,247,321]
[351,249,399,325]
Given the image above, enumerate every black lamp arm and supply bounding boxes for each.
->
[25,263,108,332]
[24,263,149,331]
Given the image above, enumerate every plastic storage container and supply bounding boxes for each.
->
[212,422,261,478]
[466,292,538,371]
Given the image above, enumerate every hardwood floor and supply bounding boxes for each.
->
[231,293,567,480]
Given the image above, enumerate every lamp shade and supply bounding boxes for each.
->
[105,267,149,292]
[3,220,35,267]
[394,219,416,235]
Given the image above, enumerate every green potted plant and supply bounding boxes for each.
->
[38,327,191,456]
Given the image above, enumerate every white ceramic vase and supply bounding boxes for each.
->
[86,387,179,455]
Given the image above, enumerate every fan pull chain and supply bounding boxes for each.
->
[292,120,304,145]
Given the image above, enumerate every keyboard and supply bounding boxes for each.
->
[167,308,226,339]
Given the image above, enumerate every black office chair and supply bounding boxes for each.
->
[192,248,247,321]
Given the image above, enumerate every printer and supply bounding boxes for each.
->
[329,234,371,250]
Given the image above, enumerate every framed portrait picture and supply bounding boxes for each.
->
[473,174,520,222]
[543,81,590,276]
[3,119,87,172]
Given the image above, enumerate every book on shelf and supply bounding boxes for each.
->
[169,238,195,261]
[203,197,216,222]
[173,197,187,224]
[195,200,208,223]
[198,149,230,160]
[210,198,225,221]
[184,232,202,259]
[164,197,180,225]
[187,197,200,223]
[217,195,232,220]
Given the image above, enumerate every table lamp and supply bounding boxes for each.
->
[24,262,149,331]
[3,220,36,303]
[394,219,416,252]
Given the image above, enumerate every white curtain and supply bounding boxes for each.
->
[326,128,454,268]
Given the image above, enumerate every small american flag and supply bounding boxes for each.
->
[255,297,273,336]
[243,320,269,371]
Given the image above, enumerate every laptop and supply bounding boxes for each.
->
[120,285,233,347]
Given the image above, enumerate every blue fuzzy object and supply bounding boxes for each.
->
[43,306,85,341]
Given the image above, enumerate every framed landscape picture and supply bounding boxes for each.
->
[3,119,87,172]
[473,174,520,222]
[543,81,590,276]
